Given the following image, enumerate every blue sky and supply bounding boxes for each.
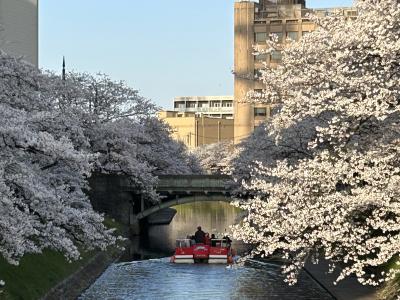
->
[39,0,353,109]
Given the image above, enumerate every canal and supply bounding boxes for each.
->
[80,202,333,300]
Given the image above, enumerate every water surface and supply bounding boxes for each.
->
[81,201,332,300]
[80,259,332,300]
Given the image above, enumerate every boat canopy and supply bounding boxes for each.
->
[176,239,192,248]
[211,239,229,247]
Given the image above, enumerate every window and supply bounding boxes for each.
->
[198,101,208,108]
[255,53,268,61]
[222,101,233,107]
[270,32,283,42]
[186,102,196,108]
[270,20,282,24]
[210,101,221,108]
[271,50,282,61]
[174,101,185,109]
[254,108,267,117]
[287,31,298,41]
[347,10,357,16]
[254,69,262,78]
[286,19,298,24]
[255,32,267,43]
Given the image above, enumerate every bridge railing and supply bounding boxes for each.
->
[156,175,232,193]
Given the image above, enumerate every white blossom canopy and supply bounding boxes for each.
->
[232,0,400,286]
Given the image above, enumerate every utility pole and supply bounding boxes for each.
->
[218,121,221,142]
[62,56,66,81]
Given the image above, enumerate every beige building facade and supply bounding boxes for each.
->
[0,0,38,66]
[233,0,357,143]
[158,111,234,150]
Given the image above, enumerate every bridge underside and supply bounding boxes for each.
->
[136,194,231,220]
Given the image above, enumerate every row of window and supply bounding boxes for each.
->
[174,101,233,109]
[254,51,282,65]
[254,15,313,23]
[255,31,310,43]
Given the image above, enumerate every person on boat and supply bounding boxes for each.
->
[194,226,206,244]
[211,234,217,247]
[223,235,232,247]
[204,233,211,245]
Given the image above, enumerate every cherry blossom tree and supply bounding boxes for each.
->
[232,0,400,287]
[53,72,197,202]
[231,119,317,196]
[0,52,196,268]
[139,118,201,176]
[0,53,116,265]
[192,141,236,175]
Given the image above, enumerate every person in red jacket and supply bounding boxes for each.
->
[204,233,211,245]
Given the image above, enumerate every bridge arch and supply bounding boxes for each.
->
[136,194,231,220]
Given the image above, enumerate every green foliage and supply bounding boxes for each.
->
[0,249,94,300]
[0,218,125,300]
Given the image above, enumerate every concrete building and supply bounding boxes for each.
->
[174,96,234,119]
[0,0,38,66]
[158,111,234,150]
[233,0,357,142]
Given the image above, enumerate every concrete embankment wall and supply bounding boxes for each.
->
[41,248,123,300]
[88,175,139,226]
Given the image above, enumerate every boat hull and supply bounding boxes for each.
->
[208,254,229,264]
[172,242,233,264]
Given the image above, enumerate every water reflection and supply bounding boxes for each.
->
[80,259,332,300]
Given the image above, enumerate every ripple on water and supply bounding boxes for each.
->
[80,259,333,300]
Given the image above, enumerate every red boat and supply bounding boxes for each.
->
[171,238,235,264]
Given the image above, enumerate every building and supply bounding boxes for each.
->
[0,0,38,66]
[158,111,234,150]
[233,0,357,143]
[173,96,234,119]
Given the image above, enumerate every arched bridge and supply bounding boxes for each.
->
[88,174,233,235]
[136,175,232,219]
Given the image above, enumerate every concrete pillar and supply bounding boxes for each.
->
[130,217,141,236]
[129,201,141,236]
[234,1,256,143]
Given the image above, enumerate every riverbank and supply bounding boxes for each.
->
[249,257,378,300]
[303,260,377,300]
[0,219,126,300]
[0,249,97,300]
[42,245,123,300]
